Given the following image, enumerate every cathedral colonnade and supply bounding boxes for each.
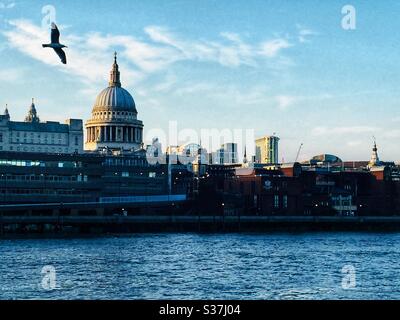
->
[86,125,143,143]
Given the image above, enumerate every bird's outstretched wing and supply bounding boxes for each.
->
[51,23,60,44]
[53,48,67,64]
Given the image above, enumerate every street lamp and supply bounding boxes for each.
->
[1,174,6,203]
[114,172,121,203]
[41,173,45,202]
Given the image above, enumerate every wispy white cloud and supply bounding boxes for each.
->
[259,39,292,58]
[168,80,334,112]
[0,1,15,9]
[391,116,400,123]
[346,140,362,147]
[0,67,24,82]
[275,95,297,110]
[173,82,272,106]
[145,26,261,67]
[2,20,143,91]
[2,19,305,98]
[382,129,400,139]
[296,24,318,43]
[271,93,331,111]
[3,20,296,89]
[311,126,379,136]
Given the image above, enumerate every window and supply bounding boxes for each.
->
[149,172,156,178]
[283,195,288,208]
[0,133,2,143]
[274,195,280,209]
[75,136,79,146]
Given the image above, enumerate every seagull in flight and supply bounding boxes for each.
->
[42,22,68,64]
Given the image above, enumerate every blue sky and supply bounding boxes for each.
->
[1,0,400,161]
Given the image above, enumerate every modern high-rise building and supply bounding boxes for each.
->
[211,143,238,165]
[255,135,280,164]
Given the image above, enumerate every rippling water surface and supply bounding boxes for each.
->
[1,233,400,300]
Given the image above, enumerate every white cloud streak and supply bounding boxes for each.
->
[311,126,379,136]
[259,39,292,58]
[2,19,298,91]
[0,1,15,9]
[296,24,318,43]
[0,67,24,82]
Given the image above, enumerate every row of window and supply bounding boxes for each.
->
[92,111,136,120]
[0,133,80,146]
[10,138,67,145]
[10,132,66,139]
[0,146,79,153]
[104,158,147,167]
[0,189,88,195]
[0,174,89,182]
[0,159,84,168]
[274,195,288,209]
[111,171,158,178]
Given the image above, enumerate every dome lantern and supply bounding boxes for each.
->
[109,52,121,88]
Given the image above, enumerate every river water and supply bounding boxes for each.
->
[1,233,399,299]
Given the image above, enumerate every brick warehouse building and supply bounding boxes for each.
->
[198,162,400,217]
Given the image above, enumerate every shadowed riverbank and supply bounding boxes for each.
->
[2,215,400,237]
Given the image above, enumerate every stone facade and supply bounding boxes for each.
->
[0,100,84,154]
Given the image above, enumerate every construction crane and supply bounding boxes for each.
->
[295,143,303,162]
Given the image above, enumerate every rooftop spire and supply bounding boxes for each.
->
[243,145,248,164]
[3,104,10,120]
[109,51,121,87]
[25,98,40,123]
[369,136,381,168]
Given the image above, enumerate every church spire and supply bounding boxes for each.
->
[109,52,121,87]
[243,145,248,164]
[2,104,10,121]
[25,98,40,123]
[369,136,381,168]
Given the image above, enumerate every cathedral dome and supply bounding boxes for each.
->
[92,53,137,114]
[94,86,136,113]
[85,53,144,153]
